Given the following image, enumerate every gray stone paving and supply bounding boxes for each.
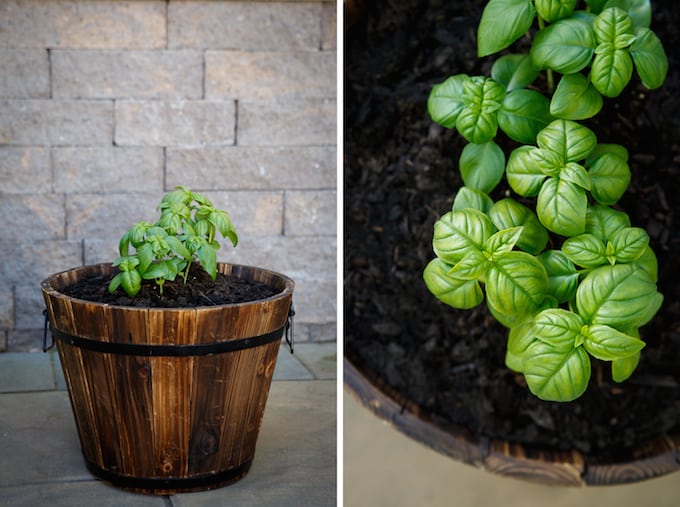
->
[0,343,336,506]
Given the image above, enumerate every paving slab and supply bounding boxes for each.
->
[0,352,57,393]
[292,342,336,380]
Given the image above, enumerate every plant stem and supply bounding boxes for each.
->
[537,15,554,93]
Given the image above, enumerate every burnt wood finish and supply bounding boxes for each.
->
[42,263,294,495]
[345,357,680,486]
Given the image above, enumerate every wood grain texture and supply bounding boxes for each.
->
[345,356,680,486]
[41,263,294,494]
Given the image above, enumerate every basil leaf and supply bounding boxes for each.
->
[450,250,490,280]
[585,204,630,240]
[498,89,553,144]
[591,48,633,97]
[506,146,548,196]
[456,77,505,144]
[531,18,596,74]
[585,0,609,14]
[603,0,651,28]
[485,252,549,327]
[423,258,484,309]
[630,27,669,90]
[562,234,607,268]
[550,73,603,120]
[561,162,591,190]
[589,152,631,205]
[477,0,537,57]
[576,264,663,328]
[634,245,658,282]
[484,227,524,260]
[452,186,495,214]
[197,244,217,280]
[433,209,496,264]
[537,177,587,236]
[586,143,629,165]
[537,250,579,303]
[537,119,597,163]
[593,7,635,47]
[583,324,645,361]
[609,227,649,263]
[120,269,142,297]
[491,54,539,91]
[459,141,506,193]
[612,351,640,382]
[489,198,549,255]
[428,75,469,128]
[523,340,591,401]
[535,0,577,22]
[532,308,584,349]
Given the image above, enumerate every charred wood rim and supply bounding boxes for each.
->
[345,356,680,486]
[85,459,252,494]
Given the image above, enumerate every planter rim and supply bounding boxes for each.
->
[345,355,680,486]
[41,262,295,311]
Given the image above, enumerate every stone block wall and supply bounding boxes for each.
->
[0,0,337,351]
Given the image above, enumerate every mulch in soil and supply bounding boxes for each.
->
[61,264,280,308]
[345,0,680,456]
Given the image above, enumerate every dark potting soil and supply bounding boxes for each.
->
[345,0,680,456]
[62,264,280,308]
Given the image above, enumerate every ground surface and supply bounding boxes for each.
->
[345,0,680,455]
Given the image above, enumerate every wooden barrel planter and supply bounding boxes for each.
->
[345,357,680,486]
[41,263,294,495]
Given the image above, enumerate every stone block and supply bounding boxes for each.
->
[53,147,164,193]
[322,2,337,50]
[166,146,336,190]
[0,240,82,287]
[0,147,51,193]
[0,1,166,49]
[0,100,113,145]
[115,101,236,147]
[14,285,43,330]
[0,50,49,98]
[7,329,43,353]
[168,1,322,50]
[52,50,203,99]
[83,239,119,266]
[238,99,336,146]
[66,192,163,241]
[0,288,13,329]
[289,278,336,324]
[285,190,336,236]
[0,194,65,240]
[206,50,336,100]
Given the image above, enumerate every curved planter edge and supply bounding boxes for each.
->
[345,356,680,486]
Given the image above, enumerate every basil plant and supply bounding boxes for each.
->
[423,0,665,402]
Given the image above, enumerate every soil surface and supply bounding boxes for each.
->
[345,0,680,456]
[62,264,279,308]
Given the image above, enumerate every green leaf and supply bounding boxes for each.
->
[141,262,173,281]
[591,48,633,97]
[531,18,596,74]
[108,273,122,294]
[532,308,584,348]
[562,234,607,268]
[491,54,539,91]
[136,242,155,274]
[537,250,579,303]
[506,146,548,197]
[585,0,609,14]
[537,177,587,236]
[537,120,597,163]
[456,77,505,144]
[452,187,495,214]
[612,351,640,382]
[583,324,645,361]
[550,73,603,120]
[197,245,218,280]
[523,340,591,401]
[576,263,663,328]
[609,227,649,263]
[484,227,524,260]
[634,245,658,282]
[603,0,651,28]
[427,75,469,128]
[498,89,553,144]
[561,162,591,190]
[210,209,238,246]
[433,209,496,264]
[459,141,506,193]
[585,204,630,240]
[165,235,192,260]
[423,258,484,309]
[529,147,563,177]
[586,143,629,165]
[449,250,490,280]
[485,252,549,328]
[588,152,631,205]
[489,198,548,255]
[630,27,669,90]
[477,0,537,57]
[593,7,635,47]
[120,269,142,297]
[534,0,577,22]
